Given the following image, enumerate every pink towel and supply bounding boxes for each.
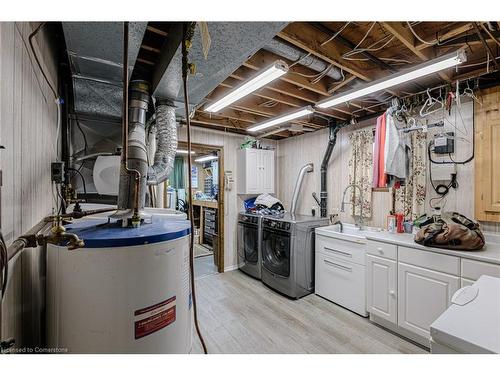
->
[372,116,382,188]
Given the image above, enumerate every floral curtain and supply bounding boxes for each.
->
[394,131,427,220]
[348,129,374,218]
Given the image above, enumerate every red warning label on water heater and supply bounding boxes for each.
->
[134,296,176,339]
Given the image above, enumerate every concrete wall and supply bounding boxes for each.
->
[0,22,59,348]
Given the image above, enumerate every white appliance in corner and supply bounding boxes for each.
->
[430,275,500,354]
[315,224,368,317]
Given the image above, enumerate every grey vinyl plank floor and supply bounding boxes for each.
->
[194,255,218,279]
[191,270,428,354]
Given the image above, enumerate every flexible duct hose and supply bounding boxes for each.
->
[147,103,178,185]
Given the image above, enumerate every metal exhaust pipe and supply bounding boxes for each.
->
[290,163,314,217]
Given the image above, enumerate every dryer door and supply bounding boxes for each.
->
[262,228,291,277]
[238,222,259,264]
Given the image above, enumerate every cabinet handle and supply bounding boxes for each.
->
[324,246,352,258]
[389,290,396,297]
[376,247,384,254]
[324,259,352,272]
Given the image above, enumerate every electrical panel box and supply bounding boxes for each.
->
[51,161,65,183]
[434,132,455,154]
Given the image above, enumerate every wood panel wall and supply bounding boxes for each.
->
[0,22,59,347]
[277,99,499,233]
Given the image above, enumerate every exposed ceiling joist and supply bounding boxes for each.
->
[380,22,451,82]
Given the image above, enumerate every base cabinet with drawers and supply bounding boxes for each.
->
[315,233,368,317]
[366,239,500,347]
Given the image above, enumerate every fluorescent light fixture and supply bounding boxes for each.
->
[176,149,196,155]
[195,155,218,163]
[247,106,314,133]
[317,51,466,109]
[205,60,288,113]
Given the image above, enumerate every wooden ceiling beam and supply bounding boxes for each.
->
[219,76,349,120]
[277,23,373,82]
[380,22,451,82]
[239,51,371,115]
[415,23,475,51]
[243,50,331,96]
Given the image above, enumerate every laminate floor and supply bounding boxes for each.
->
[191,270,428,354]
[194,255,218,279]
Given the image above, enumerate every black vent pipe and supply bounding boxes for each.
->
[319,119,345,218]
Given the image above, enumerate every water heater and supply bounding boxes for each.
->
[46,215,192,353]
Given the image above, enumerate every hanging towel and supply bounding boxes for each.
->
[378,112,387,187]
[372,116,382,188]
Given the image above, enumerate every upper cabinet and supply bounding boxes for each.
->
[237,148,275,195]
[475,87,500,222]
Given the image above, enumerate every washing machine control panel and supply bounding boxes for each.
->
[263,219,291,231]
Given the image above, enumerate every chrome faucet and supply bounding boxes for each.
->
[340,184,365,229]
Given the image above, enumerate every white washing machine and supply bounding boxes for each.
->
[430,275,500,354]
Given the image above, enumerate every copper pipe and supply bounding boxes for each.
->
[121,21,141,223]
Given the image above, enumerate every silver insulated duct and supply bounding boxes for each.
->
[290,163,314,217]
[117,80,150,212]
[263,39,342,81]
[147,103,178,185]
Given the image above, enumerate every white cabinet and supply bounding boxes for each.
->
[237,148,274,194]
[315,234,367,316]
[398,262,460,339]
[366,254,397,324]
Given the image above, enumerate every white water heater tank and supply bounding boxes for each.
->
[46,216,192,353]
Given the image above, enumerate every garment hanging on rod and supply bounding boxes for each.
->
[401,120,445,133]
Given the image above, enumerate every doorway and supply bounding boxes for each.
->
[172,141,225,276]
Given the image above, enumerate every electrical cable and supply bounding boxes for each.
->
[28,22,62,157]
[0,232,8,299]
[67,167,88,202]
[182,22,208,355]
[406,22,440,46]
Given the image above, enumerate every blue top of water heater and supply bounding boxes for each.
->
[65,216,191,248]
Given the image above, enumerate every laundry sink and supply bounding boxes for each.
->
[315,223,382,242]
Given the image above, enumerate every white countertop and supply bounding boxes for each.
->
[364,231,500,265]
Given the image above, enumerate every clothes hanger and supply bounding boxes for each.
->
[420,89,444,117]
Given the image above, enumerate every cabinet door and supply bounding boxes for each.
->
[398,262,460,339]
[245,149,260,194]
[475,87,500,222]
[261,150,275,193]
[366,254,397,324]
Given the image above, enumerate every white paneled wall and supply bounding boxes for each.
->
[0,22,59,345]
[277,99,498,233]
[178,127,276,271]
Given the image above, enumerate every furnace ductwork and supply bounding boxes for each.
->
[147,103,178,186]
[263,39,342,81]
[117,80,150,212]
[290,163,314,217]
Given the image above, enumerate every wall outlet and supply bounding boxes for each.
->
[51,162,65,183]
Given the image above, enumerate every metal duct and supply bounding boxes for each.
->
[117,80,150,212]
[263,39,342,81]
[147,103,178,185]
[62,22,147,119]
[290,163,314,217]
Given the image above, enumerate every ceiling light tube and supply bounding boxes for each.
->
[195,155,218,163]
[247,106,314,132]
[205,60,288,113]
[176,149,196,154]
[316,51,466,109]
